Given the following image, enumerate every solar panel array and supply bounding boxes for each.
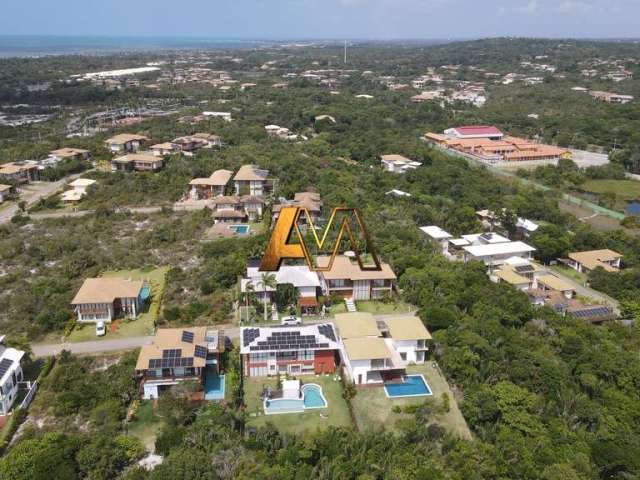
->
[181,330,194,343]
[514,265,535,274]
[0,358,13,377]
[480,233,494,241]
[318,324,336,342]
[162,348,182,358]
[148,356,194,369]
[248,330,329,352]
[242,328,260,347]
[570,306,613,319]
[194,345,207,359]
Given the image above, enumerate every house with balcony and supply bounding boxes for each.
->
[71,277,147,323]
[272,191,323,226]
[0,335,25,416]
[334,313,431,386]
[189,169,233,199]
[104,133,149,153]
[135,327,225,400]
[317,255,396,301]
[0,162,39,184]
[233,164,270,196]
[111,153,164,172]
[566,249,623,274]
[150,142,180,157]
[240,324,339,377]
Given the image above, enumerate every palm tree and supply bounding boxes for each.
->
[259,273,277,322]
[244,281,255,323]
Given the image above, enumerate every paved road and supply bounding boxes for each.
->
[32,312,418,358]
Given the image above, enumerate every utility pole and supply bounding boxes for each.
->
[344,40,347,65]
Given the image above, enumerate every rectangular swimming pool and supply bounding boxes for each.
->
[229,224,250,235]
[204,370,225,401]
[384,374,433,398]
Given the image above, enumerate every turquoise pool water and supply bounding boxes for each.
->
[229,224,250,235]
[204,370,225,401]
[139,286,151,300]
[384,375,432,398]
[264,383,327,414]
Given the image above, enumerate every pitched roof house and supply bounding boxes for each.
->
[567,249,623,273]
[104,134,149,153]
[71,277,146,323]
[317,255,396,301]
[233,165,269,196]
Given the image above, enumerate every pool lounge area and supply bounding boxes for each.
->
[264,381,327,415]
[384,374,433,398]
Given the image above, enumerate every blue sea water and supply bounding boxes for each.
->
[0,35,268,58]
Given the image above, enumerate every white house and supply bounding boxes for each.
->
[0,335,25,416]
[61,178,96,203]
[462,241,536,271]
[202,111,232,122]
[380,154,422,173]
[334,313,430,386]
[420,226,453,256]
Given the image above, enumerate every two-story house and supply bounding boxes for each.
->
[111,154,164,172]
[135,327,225,400]
[189,169,233,199]
[233,164,270,197]
[317,255,396,301]
[104,134,149,153]
[272,191,323,226]
[71,277,147,323]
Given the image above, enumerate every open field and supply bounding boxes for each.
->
[550,264,587,284]
[350,363,472,439]
[66,266,169,342]
[558,200,624,232]
[355,300,415,315]
[581,179,640,201]
[244,374,352,434]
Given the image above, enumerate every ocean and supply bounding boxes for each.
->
[0,35,271,58]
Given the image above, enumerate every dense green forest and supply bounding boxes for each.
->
[1,39,640,479]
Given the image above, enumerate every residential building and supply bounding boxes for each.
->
[0,184,15,203]
[528,290,617,324]
[233,164,270,196]
[71,277,146,323]
[241,261,322,314]
[334,313,431,386]
[150,142,180,156]
[48,147,91,162]
[202,111,232,122]
[566,249,623,273]
[462,240,536,271]
[272,191,323,225]
[444,126,504,140]
[420,226,453,256]
[135,327,225,399]
[104,134,149,153]
[0,162,39,184]
[317,255,396,301]
[111,154,163,172]
[240,324,339,377]
[0,335,25,416]
[380,154,422,173]
[240,195,265,221]
[189,169,233,199]
[589,90,634,104]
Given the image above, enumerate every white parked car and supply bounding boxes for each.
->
[281,316,302,326]
[96,321,106,337]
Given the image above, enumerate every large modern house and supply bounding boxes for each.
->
[104,134,149,153]
[316,255,397,301]
[0,335,25,416]
[333,313,431,386]
[240,324,340,377]
[71,277,147,323]
[135,327,225,400]
[233,164,270,196]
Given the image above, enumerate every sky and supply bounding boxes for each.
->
[2,0,640,39]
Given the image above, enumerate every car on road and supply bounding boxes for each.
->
[281,315,302,326]
[96,321,106,337]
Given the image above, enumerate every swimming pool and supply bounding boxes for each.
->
[139,285,151,301]
[384,375,433,398]
[204,370,225,401]
[229,224,250,235]
[264,383,327,414]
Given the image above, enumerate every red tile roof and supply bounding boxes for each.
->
[453,126,503,136]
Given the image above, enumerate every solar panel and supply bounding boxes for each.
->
[514,265,534,274]
[480,233,493,241]
[194,345,207,359]
[162,349,182,358]
[181,331,194,343]
[0,358,13,377]
[243,328,261,346]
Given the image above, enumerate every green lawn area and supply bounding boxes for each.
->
[350,363,472,440]
[550,264,586,284]
[66,266,169,342]
[582,179,640,200]
[127,401,165,452]
[244,375,352,434]
[355,300,415,315]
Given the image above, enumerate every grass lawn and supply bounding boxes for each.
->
[66,266,169,342]
[350,363,472,440]
[244,375,352,434]
[127,401,164,452]
[355,300,415,315]
[550,264,587,284]
[582,179,640,200]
